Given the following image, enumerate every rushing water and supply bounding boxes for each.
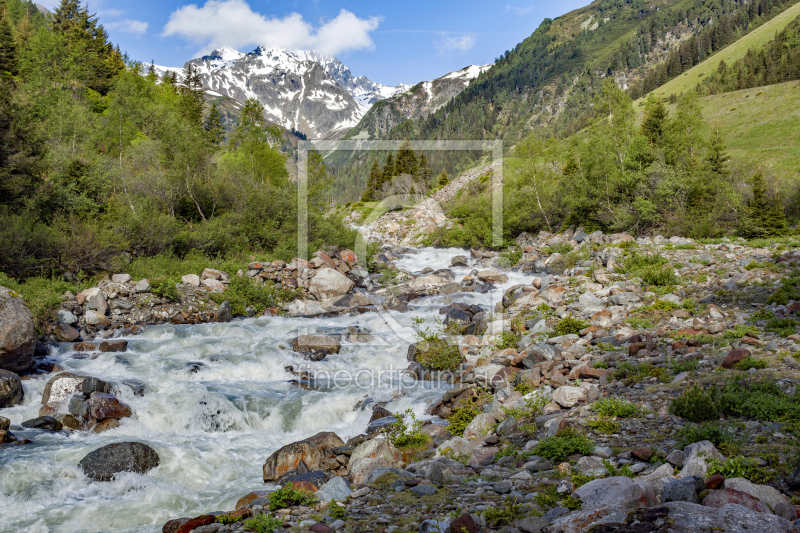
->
[0,248,531,533]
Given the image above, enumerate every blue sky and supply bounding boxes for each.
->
[37,0,589,86]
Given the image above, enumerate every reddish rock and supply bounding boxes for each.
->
[290,480,318,493]
[722,349,751,369]
[224,509,251,521]
[55,322,80,342]
[339,250,357,266]
[174,515,217,533]
[631,448,652,462]
[574,366,610,380]
[740,336,760,347]
[262,441,323,482]
[702,488,771,514]
[628,342,656,357]
[310,523,333,533]
[672,341,686,350]
[705,473,725,490]
[90,418,120,433]
[162,518,190,533]
[304,431,345,451]
[99,340,128,353]
[450,513,479,533]
[88,393,132,421]
[73,342,97,352]
[235,490,273,510]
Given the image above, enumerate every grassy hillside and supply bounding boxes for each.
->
[640,1,800,101]
[693,80,800,181]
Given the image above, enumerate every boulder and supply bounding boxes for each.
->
[662,476,704,504]
[111,274,131,284]
[679,441,725,479]
[215,301,232,323]
[55,322,81,342]
[722,349,751,369]
[263,441,323,482]
[80,287,108,315]
[348,437,403,485]
[85,310,110,326]
[99,340,128,353]
[451,256,469,267]
[573,476,657,509]
[201,268,229,281]
[42,372,89,405]
[702,488,772,514]
[722,477,790,509]
[315,476,353,501]
[201,279,225,293]
[462,413,496,439]
[289,335,341,360]
[551,385,586,408]
[0,285,35,373]
[304,431,345,451]
[181,274,200,287]
[309,269,354,302]
[22,416,62,432]
[88,393,132,421]
[78,442,160,481]
[56,309,78,326]
[0,369,23,408]
[477,270,508,284]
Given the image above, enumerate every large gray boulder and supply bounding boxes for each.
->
[0,286,35,373]
[0,369,23,408]
[573,476,657,509]
[78,442,160,481]
[308,268,354,301]
[315,476,353,502]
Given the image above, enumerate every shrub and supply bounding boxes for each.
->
[242,514,283,533]
[602,459,635,478]
[552,316,589,336]
[328,500,347,519]
[499,248,523,267]
[585,417,620,434]
[705,454,772,484]
[677,421,742,449]
[671,359,699,373]
[765,317,798,337]
[592,361,609,369]
[495,331,521,350]
[534,428,594,461]
[721,379,800,421]
[414,325,463,371]
[447,405,483,437]
[211,276,300,316]
[219,514,245,525]
[593,398,643,418]
[641,266,679,287]
[0,273,93,334]
[482,498,527,527]
[722,325,759,340]
[734,357,768,371]
[669,384,723,422]
[268,484,317,511]
[383,409,429,449]
[545,242,574,255]
[149,278,180,301]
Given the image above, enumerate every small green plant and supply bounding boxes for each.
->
[218,514,246,525]
[210,276,300,315]
[495,331,521,350]
[704,453,772,484]
[671,359,699,373]
[514,381,535,396]
[242,513,283,533]
[677,421,743,450]
[766,317,799,337]
[627,317,654,329]
[447,404,483,437]
[734,356,768,371]
[499,248,523,267]
[268,484,317,511]
[669,384,723,422]
[149,278,180,301]
[384,409,429,449]
[545,242,574,255]
[482,498,527,527]
[501,394,548,422]
[328,500,347,520]
[585,416,620,434]
[593,398,643,418]
[648,300,680,312]
[534,428,594,462]
[641,266,679,287]
[768,270,800,305]
[552,316,589,336]
[722,325,759,340]
[592,361,609,369]
[602,459,635,478]
[413,323,464,371]
[532,486,559,507]
[560,495,582,511]
[751,308,774,321]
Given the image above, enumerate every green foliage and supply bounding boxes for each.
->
[218,514,245,525]
[383,409,429,449]
[740,172,787,238]
[734,356,768,371]
[242,513,283,533]
[722,325,760,340]
[501,393,548,422]
[413,324,463,371]
[592,361,609,369]
[721,379,800,421]
[552,316,589,336]
[593,398,643,418]
[514,381,535,396]
[705,454,772,484]
[545,242,574,255]
[768,270,800,305]
[613,361,669,384]
[328,500,347,520]
[585,417,620,434]
[482,499,526,527]
[495,331,521,350]
[677,421,743,450]
[765,317,799,337]
[534,428,594,462]
[210,276,300,316]
[499,248,523,267]
[447,405,483,438]
[0,272,92,333]
[669,384,723,422]
[602,459,635,478]
[671,359,699,373]
[268,484,317,511]
[148,278,179,302]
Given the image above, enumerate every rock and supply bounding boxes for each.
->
[88,393,132,421]
[310,524,333,533]
[202,279,225,293]
[609,292,641,305]
[0,285,35,373]
[55,322,81,342]
[0,416,9,431]
[774,501,798,521]
[631,448,652,462]
[289,336,341,360]
[42,372,88,405]
[83,377,112,395]
[0,369,23,408]
[410,485,437,496]
[215,301,232,323]
[21,416,62,432]
[513,516,549,533]
[703,488,772,514]
[111,274,131,284]
[309,269,354,302]
[462,413,496,439]
[706,473,725,490]
[552,385,586,408]
[477,270,508,284]
[181,274,200,287]
[494,480,512,494]
[449,513,478,533]
[679,441,725,479]
[201,269,229,281]
[315,476,353,501]
[134,279,150,293]
[99,340,128,353]
[666,450,684,468]
[420,520,451,533]
[56,309,78,326]
[85,310,110,326]
[173,515,217,533]
[235,490,275,510]
[348,437,403,485]
[91,418,120,433]
[573,476,657,509]
[263,441,323,482]
[662,477,704,503]
[81,287,108,315]
[78,442,160,481]
[451,256,469,267]
[722,349,751,369]
[304,431,345,451]
[722,477,790,509]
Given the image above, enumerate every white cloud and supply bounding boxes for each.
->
[436,35,475,55]
[98,9,125,18]
[107,19,149,35]
[506,5,536,15]
[163,0,381,57]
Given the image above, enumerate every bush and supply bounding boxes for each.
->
[149,278,180,301]
[242,514,283,533]
[383,409,429,449]
[734,357,768,371]
[210,276,300,315]
[592,361,609,369]
[765,317,798,337]
[593,398,643,418]
[585,417,620,434]
[641,266,679,287]
[268,484,317,511]
[669,384,723,422]
[499,248,523,267]
[0,273,93,334]
[671,359,699,373]
[705,454,772,484]
[677,421,742,449]
[482,498,527,527]
[552,316,589,336]
[721,379,800,421]
[534,428,594,461]
[447,404,483,437]
[414,325,463,371]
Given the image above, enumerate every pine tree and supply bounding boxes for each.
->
[640,94,667,146]
[162,70,177,89]
[395,139,418,176]
[705,127,729,177]
[382,153,395,183]
[181,63,204,126]
[146,60,157,83]
[741,172,786,237]
[0,8,18,78]
[361,158,381,201]
[437,169,449,188]
[418,152,433,183]
[203,101,225,145]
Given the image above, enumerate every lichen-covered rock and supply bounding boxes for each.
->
[309,268,354,301]
[78,442,160,481]
[0,369,23,408]
[0,286,35,373]
[263,441,323,482]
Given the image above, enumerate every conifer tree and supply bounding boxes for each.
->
[437,169,449,188]
[395,139,418,176]
[418,152,433,183]
[0,8,18,78]
[705,127,730,177]
[162,70,177,89]
[640,94,667,146]
[741,172,786,237]
[382,153,395,183]
[181,63,204,126]
[203,101,225,145]
[361,158,381,201]
[146,60,157,83]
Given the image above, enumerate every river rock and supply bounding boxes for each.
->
[304,431,345,451]
[85,310,110,326]
[22,416,63,431]
[78,442,160,481]
[42,372,89,405]
[315,476,353,501]
[201,268,229,281]
[462,413,496,439]
[263,441,324,482]
[215,301,232,323]
[679,441,725,478]
[99,340,128,353]
[662,476,704,503]
[80,287,108,315]
[309,268,354,301]
[88,393,132,421]
[573,476,657,509]
[0,285,35,373]
[111,274,131,284]
[477,270,508,284]
[290,335,341,360]
[552,385,586,408]
[55,322,81,342]
[348,437,403,485]
[181,274,200,287]
[702,488,772,514]
[56,309,78,326]
[722,477,790,509]
[0,369,23,408]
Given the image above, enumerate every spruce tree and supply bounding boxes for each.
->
[640,94,667,146]
[741,172,786,237]
[438,169,449,188]
[361,158,381,201]
[0,8,18,78]
[705,127,730,177]
[418,152,433,183]
[395,139,418,176]
[203,101,225,145]
[146,60,157,83]
[382,153,395,183]
[181,63,204,126]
